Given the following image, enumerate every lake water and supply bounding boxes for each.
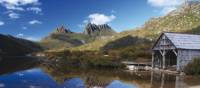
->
[1,68,200,88]
[0,57,200,88]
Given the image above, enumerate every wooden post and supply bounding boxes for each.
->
[152,52,154,68]
[177,50,180,71]
[159,50,166,69]
[160,73,165,88]
[150,71,154,87]
[162,35,166,69]
[163,50,166,69]
[173,49,177,56]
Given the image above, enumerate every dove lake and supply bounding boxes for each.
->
[1,57,200,88]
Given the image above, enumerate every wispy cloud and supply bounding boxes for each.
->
[161,6,177,14]
[8,12,20,19]
[25,37,39,41]
[0,21,5,26]
[29,20,42,25]
[147,0,184,14]
[0,0,40,11]
[27,7,42,14]
[22,26,27,30]
[16,33,24,37]
[111,10,116,13]
[0,83,5,88]
[16,33,39,41]
[0,0,42,20]
[87,13,116,25]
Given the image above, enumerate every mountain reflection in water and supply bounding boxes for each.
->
[0,58,200,88]
[0,68,200,88]
[0,68,137,88]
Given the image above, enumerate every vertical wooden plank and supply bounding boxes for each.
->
[152,51,154,68]
[163,50,166,69]
[160,73,165,88]
[177,50,180,71]
[150,71,154,87]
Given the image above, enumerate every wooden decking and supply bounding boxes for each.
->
[121,61,181,74]
[122,61,152,71]
[122,61,151,66]
[151,68,179,75]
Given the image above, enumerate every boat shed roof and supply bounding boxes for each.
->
[161,32,200,50]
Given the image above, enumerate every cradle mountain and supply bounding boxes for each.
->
[40,23,116,49]
[0,1,200,59]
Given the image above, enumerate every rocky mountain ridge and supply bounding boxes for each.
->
[84,23,116,36]
[40,23,116,50]
[73,1,200,51]
[55,26,73,34]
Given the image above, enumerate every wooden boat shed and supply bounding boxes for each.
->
[152,32,200,71]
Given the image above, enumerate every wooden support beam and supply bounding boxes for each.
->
[152,52,154,68]
[161,73,165,88]
[162,50,166,69]
[159,50,164,56]
[150,72,154,87]
[173,49,178,56]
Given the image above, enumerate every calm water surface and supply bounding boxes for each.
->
[0,57,200,88]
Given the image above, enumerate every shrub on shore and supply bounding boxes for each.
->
[184,58,200,75]
[44,50,126,70]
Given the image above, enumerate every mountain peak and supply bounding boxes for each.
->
[84,23,116,36]
[55,26,73,34]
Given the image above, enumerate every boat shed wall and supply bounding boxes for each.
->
[177,49,200,71]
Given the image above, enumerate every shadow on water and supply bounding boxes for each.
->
[0,56,39,75]
[1,58,200,88]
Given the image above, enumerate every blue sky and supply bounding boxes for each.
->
[0,0,185,41]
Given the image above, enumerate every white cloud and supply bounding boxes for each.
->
[148,0,183,7]
[16,33,24,37]
[0,21,4,26]
[83,20,88,24]
[0,0,42,21]
[161,6,177,14]
[0,83,5,87]
[88,13,116,25]
[8,12,20,19]
[29,20,42,25]
[16,33,39,41]
[78,24,84,28]
[22,26,27,30]
[147,0,184,14]
[0,0,40,11]
[111,10,116,13]
[25,37,39,41]
[27,7,42,14]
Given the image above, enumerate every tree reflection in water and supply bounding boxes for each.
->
[1,58,200,88]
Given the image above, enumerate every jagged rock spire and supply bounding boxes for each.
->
[55,25,73,33]
[83,23,115,36]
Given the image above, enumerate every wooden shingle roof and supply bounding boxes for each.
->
[164,32,200,50]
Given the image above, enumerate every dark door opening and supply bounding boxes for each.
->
[165,50,177,70]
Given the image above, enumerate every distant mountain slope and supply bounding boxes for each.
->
[0,34,41,56]
[127,1,200,39]
[73,1,200,51]
[40,26,90,49]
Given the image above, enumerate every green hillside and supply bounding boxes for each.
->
[0,34,41,56]
[40,32,91,50]
[41,24,116,50]
[68,2,200,61]
[73,2,200,51]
